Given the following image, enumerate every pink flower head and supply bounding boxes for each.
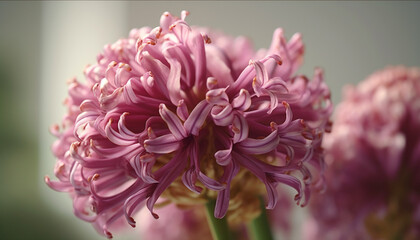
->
[308,66,420,239]
[46,11,332,238]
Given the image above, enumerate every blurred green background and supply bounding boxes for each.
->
[0,2,85,240]
[1,1,419,240]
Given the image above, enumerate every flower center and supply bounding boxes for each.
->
[159,121,266,225]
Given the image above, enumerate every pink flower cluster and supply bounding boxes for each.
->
[307,66,420,239]
[46,11,331,238]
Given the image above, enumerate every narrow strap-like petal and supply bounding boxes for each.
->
[105,119,137,146]
[211,105,234,127]
[214,161,239,218]
[206,88,230,106]
[176,99,189,121]
[159,104,187,140]
[205,44,235,87]
[237,130,279,154]
[164,43,196,88]
[269,173,303,204]
[215,143,233,166]
[146,150,188,219]
[184,100,212,135]
[232,114,249,143]
[198,172,225,191]
[140,53,170,100]
[130,154,159,184]
[232,89,251,111]
[144,134,180,154]
[182,168,202,194]
[165,57,183,105]
[253,60,269,86]
[187,32,207,91]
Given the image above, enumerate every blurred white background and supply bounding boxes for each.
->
[0,1,419,240]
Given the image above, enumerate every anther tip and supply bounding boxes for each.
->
[105,230,113,239]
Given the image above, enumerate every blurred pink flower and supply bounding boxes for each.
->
[307,66,420,240]
[45,11,331,238]
[138,204,212,240]
[139,187,294,240]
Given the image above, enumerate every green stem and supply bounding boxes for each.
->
[249,197,274,240]
[205,199,232,240]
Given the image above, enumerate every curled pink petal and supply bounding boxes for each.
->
[105,119,137,146]
[182,168,202,194]
[206,77,218,90]
[211,105,234,126]
[164,57,183,105]
[232,114,249,143]
[215,144,232,166]
[231,89,251,111]
[130,154,158,184]
[146,151,189,219]
[176,99,189,121]
[206,88,229,106]
[198,172,225,191]
[144,134,180,154]
[159,104,187,140]
[253,60,269,86]
[237,130,279,154]
[215,161,239,219]
[184,100,212,135]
